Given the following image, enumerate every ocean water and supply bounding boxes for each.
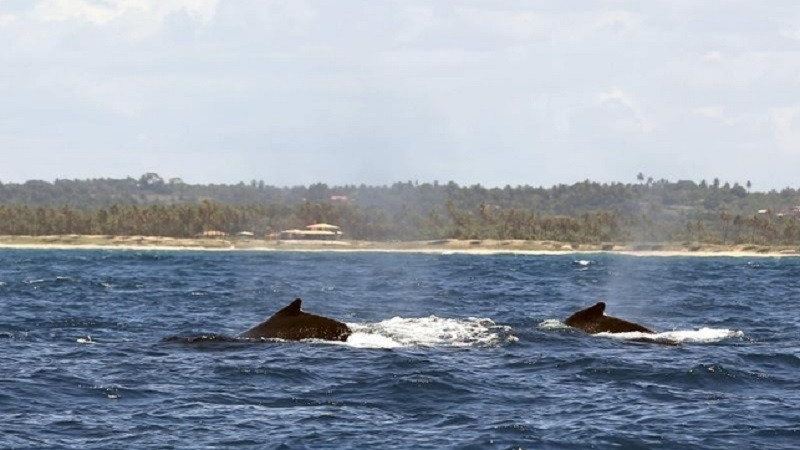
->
[1,249,799,449]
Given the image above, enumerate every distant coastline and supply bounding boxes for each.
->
[0,235,797,257]
[3,176,800,250]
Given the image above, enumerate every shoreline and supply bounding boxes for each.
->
[0,235,798,257]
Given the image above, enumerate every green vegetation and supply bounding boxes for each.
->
[1,174,799,245]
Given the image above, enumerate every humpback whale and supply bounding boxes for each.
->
[238,298,351,341]
[564,302,653,334]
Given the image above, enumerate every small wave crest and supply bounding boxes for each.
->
[573,259,593,266]
[538,319,571,330]
[344,316,516,349]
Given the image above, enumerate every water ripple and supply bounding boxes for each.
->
[1,250,799,449]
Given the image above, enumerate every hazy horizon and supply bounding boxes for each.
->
[2,1,799,190]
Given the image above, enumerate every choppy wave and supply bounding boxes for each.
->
[3,250,800,449]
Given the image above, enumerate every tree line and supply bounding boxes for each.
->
[0,173,795,218]
[1,198,799,246]
[2,173,800,244]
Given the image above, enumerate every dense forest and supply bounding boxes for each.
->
[1,173,800,245]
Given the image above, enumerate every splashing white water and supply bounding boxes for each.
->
[77,335,95,344]
[539,320,743,344]
[341,316,516,349]
[597,327,744,344]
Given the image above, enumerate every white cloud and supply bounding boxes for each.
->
[693,106,724,119]
[1,1,799,188]
[0,13,17,27]
[30,0,218,38]
[455,7,549,40]
[692,106,742,126]
[771,106,800,154]
[33,0,119,24]
[702,51,723,62]
[395,5,435,43]
[595,89,654,133]
[780,27,800,40]
[590,10,641,34]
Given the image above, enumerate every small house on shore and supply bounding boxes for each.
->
[279,223,343,241]
[198,230,228,238]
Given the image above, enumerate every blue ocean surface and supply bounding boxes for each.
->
[1,249,799,449]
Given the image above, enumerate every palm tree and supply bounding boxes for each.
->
[719,209,732,244]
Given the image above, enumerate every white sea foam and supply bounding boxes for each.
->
[539,320,744,344]
[341,316,516,349]
[596,327,744,344]
[77,335,95,344]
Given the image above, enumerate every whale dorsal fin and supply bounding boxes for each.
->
[565,301,607,327]
[587,302,606,317]
[275,298,303,316]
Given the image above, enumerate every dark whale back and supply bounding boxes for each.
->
[238,298,351,341]
[564,302,653,334]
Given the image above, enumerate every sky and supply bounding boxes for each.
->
[1,0,799,190]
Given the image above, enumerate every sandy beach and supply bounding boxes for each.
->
[0,234,798,257]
